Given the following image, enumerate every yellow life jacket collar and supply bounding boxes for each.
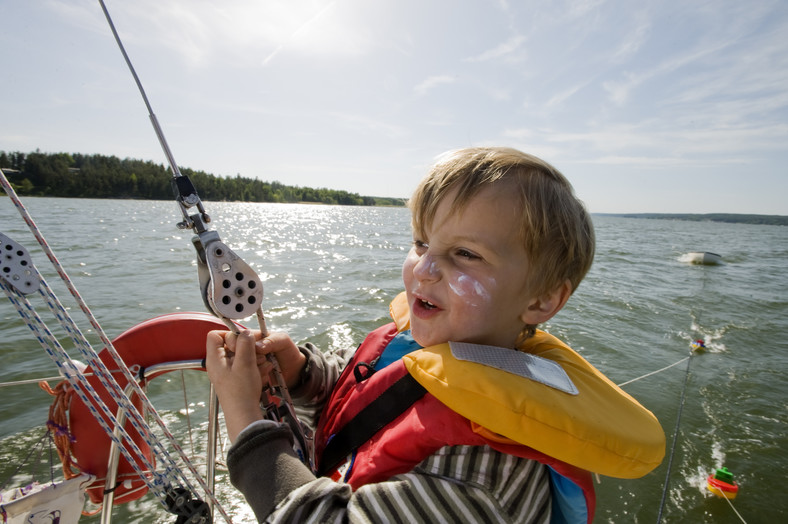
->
[390,291,665,479]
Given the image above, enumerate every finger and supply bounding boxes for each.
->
[234,330,258,368]
[224,331,238,353]
[255,337,271,356]
[206,331,228,364]
[255,331,287,355]
[258,359,274,380]
[226,329,263,353]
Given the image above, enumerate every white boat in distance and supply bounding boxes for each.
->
[686,252,723,265]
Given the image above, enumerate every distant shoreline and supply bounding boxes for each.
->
[596,213,788,226]
[3,193,784,221]
[0,152,407,207]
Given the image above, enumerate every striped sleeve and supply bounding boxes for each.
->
[264,445,551,523]
[289,342,352,431]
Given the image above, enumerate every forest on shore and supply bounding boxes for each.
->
[602,212,788,226]
[0,150,406,207]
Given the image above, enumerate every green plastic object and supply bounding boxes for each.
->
[714,467,734,483]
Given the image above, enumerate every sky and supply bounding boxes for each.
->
[1,0,787,214]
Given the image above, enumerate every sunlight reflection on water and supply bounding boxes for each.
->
[1,199,786,522]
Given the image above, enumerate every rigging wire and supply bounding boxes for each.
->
[180,370,197,458]
[0,375,86,388]
[0,430,52,492]
[0,173,229,521]
[654,265,747,524]
[0,371,134,388]
[1,280,168,497]
[95,0,310,473]
[654,265,710,523]
[97,0,181,178]
[4,1,307,518]
[655,348,693,523]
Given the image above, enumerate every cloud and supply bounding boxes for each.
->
[329,112,408,139]
[602,38,732,106]
[610,17,651,63]
[261,0,375,65]
[567,0,607,18]
[11,0,788,214]
[85,0,376,69]
[583,155,700,167]
[515,116,788,171]
[465,35,526,63]
[414,75,456,96]
[545,81,592,109]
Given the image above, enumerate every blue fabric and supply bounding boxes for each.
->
[548,467,588,524]
[375,330,422,370]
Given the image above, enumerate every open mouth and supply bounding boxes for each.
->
[421,299,437,309]
[410,290,440,316]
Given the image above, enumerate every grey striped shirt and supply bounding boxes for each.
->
[264,444,552,523]
[254,342,555,522]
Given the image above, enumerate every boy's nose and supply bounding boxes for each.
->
[413,252,441,282]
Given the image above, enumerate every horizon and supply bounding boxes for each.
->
[3,149,788,218]
[1,1,787,215]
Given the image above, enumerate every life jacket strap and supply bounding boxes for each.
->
[317,372,427,477]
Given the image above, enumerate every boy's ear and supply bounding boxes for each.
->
[520,280,572,325]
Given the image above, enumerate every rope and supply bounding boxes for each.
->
[723,493,748,523]
[2,267,218,518]
[1,173,231,521]
[655,349,693,523]
[655,265,744,523]
[1,174,189,481]
[617,356,691,388]
[1,281,163,487]
[39,380,80,480]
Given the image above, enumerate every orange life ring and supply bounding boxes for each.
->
[59,312,229,505]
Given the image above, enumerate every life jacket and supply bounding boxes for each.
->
[314,293,665,523]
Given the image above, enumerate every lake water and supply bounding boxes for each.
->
[1,197,786,523]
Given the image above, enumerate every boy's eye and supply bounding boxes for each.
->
[455,248,480,260]
[412,240,429,252]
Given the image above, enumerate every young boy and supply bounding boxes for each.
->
[206,147,665,523]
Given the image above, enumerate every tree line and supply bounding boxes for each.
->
[0,150,405,207]
[606,213,788,226]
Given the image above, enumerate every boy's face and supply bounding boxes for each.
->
[403,184,536,348]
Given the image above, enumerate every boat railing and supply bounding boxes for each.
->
[101,359,219,524]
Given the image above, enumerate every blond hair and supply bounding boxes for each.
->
[409,147,594,333]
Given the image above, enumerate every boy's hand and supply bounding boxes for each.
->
[255,332,307,389]
[206,329,265,442]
